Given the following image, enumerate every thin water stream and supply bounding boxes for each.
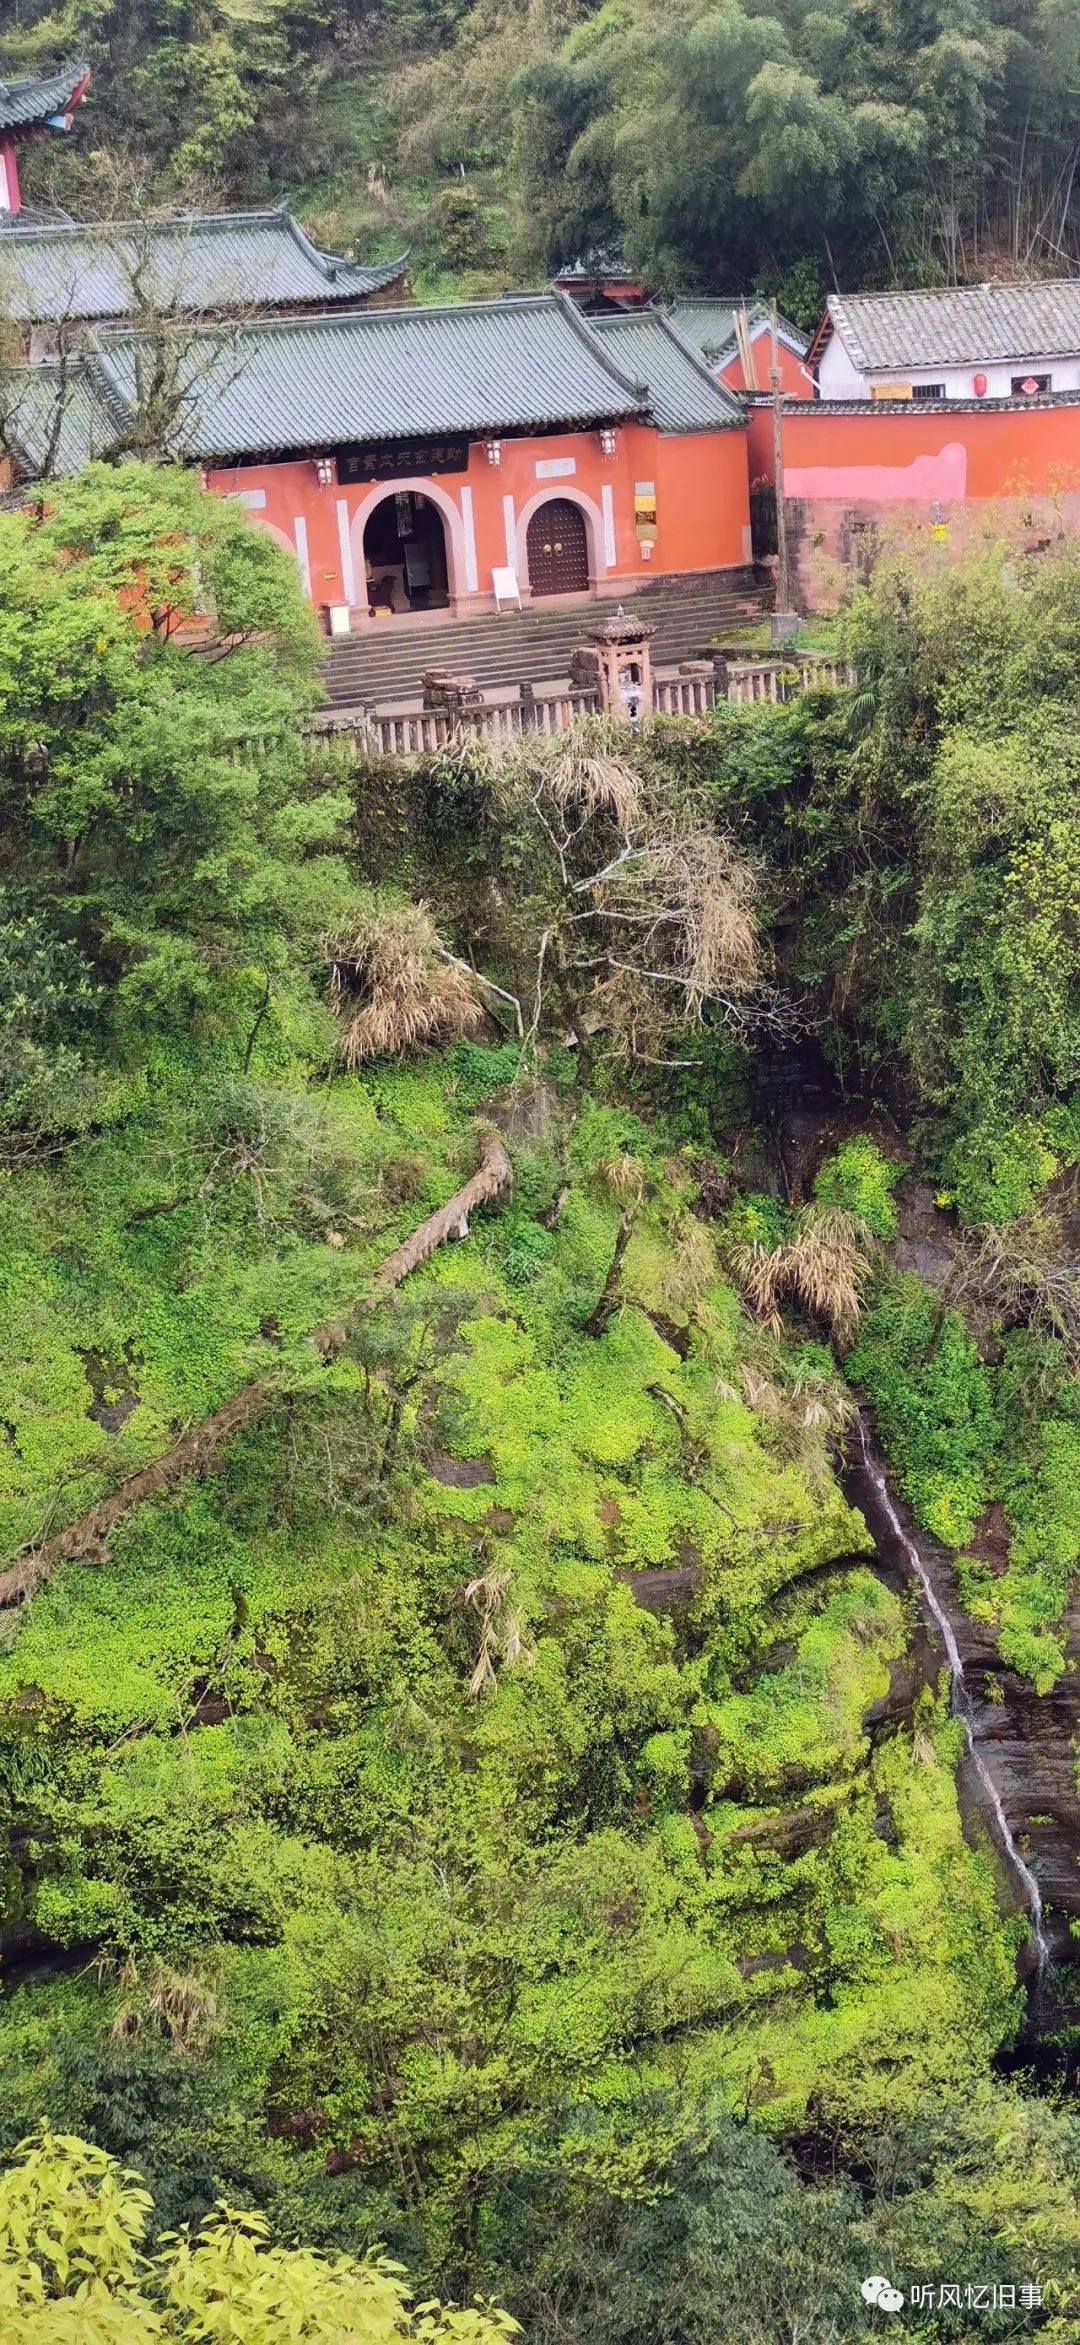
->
[850,1413,1051,1979]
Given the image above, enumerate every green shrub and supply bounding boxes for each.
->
[847,1276,999,1549]
[446,1038,523,1103]
[1042,1088,1080,1164]
[944,1117,1060,1228]
[503,1218,557,1285]
[814,1136,903,1239]
[724,1192,790,1251]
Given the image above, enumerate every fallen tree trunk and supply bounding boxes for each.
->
[373,1128,512,1288]
[0,1128,512,1612]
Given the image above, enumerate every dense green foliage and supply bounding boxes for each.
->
[0,2128,518,2340]
[813,1135,903,1241]
[643,544,1080,1215]
[0,1059,1024,2281]
[8,0,1080,297]
[508,0,1080,292]
[3,487,1080,2335]
[0,463,359,1154]
[838,546,1080,1188]
[850,1275,1080,1691]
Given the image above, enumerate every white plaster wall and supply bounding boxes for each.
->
[820,332,1080,401]
[869,358,1080,397]
[817,338,868,397]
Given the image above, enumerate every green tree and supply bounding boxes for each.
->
[0,0,333,207]
[0,461,357,1143]
[0,2127,519,2341]
[510,0,1014,286]
[836,545,1080,1207]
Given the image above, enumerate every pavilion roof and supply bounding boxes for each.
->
[662,298,807,366]
[553,249,642,285]
[0,61,88,136]
[0,207,406,323]
[1,354,124,473]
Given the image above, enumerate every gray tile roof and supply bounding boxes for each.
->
[1,357,122,474]
[663,298,807,365]
[5,287,751,477]
[827,281,1080,370]
[663,299,741,361]
[0,208,406,324]
[592,311,743,430]
[88,293,650,459]
[0,61,87,134]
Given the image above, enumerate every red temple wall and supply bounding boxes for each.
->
[207,418,751,626]
[775,399,1080,495]
[745,398,1080,603]
[1,136,21,212]
[719,335,810,397]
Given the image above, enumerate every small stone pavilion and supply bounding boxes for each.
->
[571,608,656,723]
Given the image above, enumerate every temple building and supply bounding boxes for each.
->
[552,253,651,313]
[811,282,1080,400]
[0,61,88,215]
[0,207,407,357]
[553,267,812,393]
[5,292,754,630]
[661,299,810,395]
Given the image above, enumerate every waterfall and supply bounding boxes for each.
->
[852,1413,1050,1976]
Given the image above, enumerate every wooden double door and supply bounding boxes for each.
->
[526,498,589,596]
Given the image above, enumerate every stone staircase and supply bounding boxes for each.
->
[322,569,767,709]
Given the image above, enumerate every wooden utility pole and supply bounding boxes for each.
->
[770,300,794,620]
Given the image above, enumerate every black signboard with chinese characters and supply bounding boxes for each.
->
[337,439,470,482]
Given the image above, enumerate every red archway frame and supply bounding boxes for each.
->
[348,478,466,627]
[514,484,609,596]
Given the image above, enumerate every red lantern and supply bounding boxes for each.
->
[973,372,988,397]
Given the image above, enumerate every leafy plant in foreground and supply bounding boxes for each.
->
[0,2126,518,2341]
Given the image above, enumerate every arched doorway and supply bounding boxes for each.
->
[526,498,590,597]
[363,490,450,615]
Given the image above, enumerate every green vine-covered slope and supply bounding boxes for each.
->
[3,469,1080,2339]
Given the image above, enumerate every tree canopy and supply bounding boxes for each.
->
[0,2128,519,2342]
[7,0,1080,299]
[0,462,358,1150]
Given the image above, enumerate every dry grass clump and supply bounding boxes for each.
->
[641,830,760,1002]
[596,1152,647,1206]
[513,718,643,827]
[459,1565,530,1697]
[109,1958,218,2053]
[735,1359,855,1485]
[594,828,761,1044]
[733,1205,870,1350]
[741,1361,855,1437]
[662,1215,718,1311]
[953,1205,1080,1368]
[328,899,483,1067]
